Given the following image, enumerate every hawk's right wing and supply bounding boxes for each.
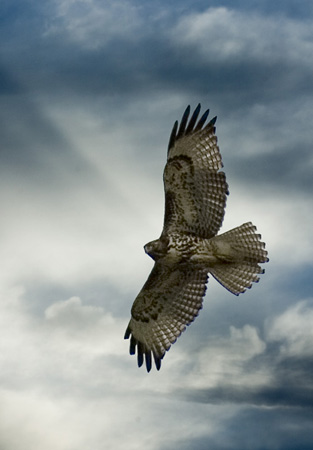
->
[124,262,208,372]
[162,104,229,239]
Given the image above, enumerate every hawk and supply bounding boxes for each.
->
[124,104,268,372]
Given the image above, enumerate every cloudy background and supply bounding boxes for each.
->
[1,0,313,448]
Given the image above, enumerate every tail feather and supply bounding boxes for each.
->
[209,222,268,295]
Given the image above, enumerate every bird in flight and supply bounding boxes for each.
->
[124,104,268,372]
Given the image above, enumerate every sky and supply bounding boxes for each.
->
[1,0,313,449]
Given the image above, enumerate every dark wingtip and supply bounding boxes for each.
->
[145,351,152,372]
[124,325,131,339]
[130,335,137,355]
[185,103,201,134]
[176,105,191,139]
[167,120,178,153]
[208,116,217,126]
[153,353,162,371]
[168,104,214,152]
[137,341,144,367]
[125,327,164,372]
[137,353,144,368]
[194,108,210,131]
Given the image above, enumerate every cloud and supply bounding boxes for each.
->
[166,7,313,111]
[179,325,268,391]
[172,7,313,67]
[45,0,144,49]
[0,286,125,391]
[170,299,313,413]
[169,405,313,450]
[45,296,112,328]
[266,298,313,357]
[1,1,313,449]
[0,287,259,450]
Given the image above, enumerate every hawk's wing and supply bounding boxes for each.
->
[163,104,229,238]
[124,262,208,372]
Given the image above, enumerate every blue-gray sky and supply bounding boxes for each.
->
[1,1,313,449]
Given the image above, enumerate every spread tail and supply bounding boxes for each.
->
[209,222,269,295]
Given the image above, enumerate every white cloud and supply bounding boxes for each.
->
[178,325,268,391]
[0,284,245,450]
[44,296,118,345]
[172,7,313,66]
[266,299,313,357]
[0,286,125,391]
[0,384,244,450]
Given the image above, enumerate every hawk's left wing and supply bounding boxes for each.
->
[162,104,229,239]
[124,262,208,372]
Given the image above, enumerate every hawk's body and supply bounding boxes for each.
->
[125,104,268,371]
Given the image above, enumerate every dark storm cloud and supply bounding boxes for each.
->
[177,354,313,409]
[1,0,312,217]
[2,0,313,110]
[167,349,313,450]
[173,302,313,409]
[0,64,21,95]
[167,407,313,450]
[227,142,313,193]
[13,37,309,111]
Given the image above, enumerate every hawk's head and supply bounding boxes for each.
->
[144,238,168,261]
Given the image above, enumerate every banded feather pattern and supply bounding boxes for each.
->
[208,222,269,295]
[125,265,208,371]
[125,105,268,371]
[163,105,228,238]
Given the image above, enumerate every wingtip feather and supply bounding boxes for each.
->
[177,105,191,139]
[145,351,152,372]
[167,120,178,153]
[124,325,131,339]
[195,108,210,131]
[125,325,164,372]
[168,104,215,151]
[153,353,162,371]
[129,335,136,355]
[185,103,201,134]
[209,115,217,126]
